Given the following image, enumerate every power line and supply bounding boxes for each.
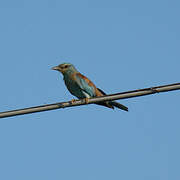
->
[0,82,180,119]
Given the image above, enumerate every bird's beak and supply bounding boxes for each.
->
[51,66,59,71]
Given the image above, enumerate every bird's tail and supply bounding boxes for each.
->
[109,101,128,111]
[96,88,128,111]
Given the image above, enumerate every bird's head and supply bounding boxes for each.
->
[52,63,77,75]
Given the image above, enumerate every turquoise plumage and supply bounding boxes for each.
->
[52,63,128,111]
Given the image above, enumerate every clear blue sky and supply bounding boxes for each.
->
[0,0,179,179]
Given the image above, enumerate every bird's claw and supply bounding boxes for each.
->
[70,99,77,104]
[83,97,90,104]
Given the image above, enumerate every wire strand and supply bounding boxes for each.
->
[0,82,180,119]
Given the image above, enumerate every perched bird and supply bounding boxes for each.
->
[52,63,128,111]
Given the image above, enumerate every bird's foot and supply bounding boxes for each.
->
[70,99,77,104]
[83,97,90,104]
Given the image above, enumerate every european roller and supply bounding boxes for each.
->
[52,63,128,111]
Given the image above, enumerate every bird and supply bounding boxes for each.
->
[52,63,128,111]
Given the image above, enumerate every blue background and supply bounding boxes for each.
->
[0,0,179,179]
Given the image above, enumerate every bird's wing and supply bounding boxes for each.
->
[73,73,97,97]
[97,88,106,95]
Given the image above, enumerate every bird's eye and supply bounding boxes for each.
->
[64,65,68,68]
